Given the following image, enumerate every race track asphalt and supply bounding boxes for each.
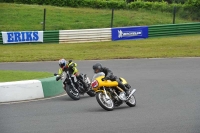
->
[0,58,200,133]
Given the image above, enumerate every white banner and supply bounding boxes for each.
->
[2,31,43,44]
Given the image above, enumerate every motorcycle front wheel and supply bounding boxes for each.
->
[65,85,80,100]
[96,92,114,111]
[126,95,136,107]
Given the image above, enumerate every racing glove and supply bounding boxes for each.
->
[56,76,61,81]
[102,77,109,81]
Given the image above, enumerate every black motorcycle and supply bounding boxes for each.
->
[55,70,95,100]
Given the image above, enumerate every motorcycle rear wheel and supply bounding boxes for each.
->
[96,92,114,111]
[66,85,80,100]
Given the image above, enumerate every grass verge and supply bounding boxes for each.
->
[0,35,200,62]
[0,70,53,82]
[0,3,194,31]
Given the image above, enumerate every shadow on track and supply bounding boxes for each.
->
[53,94,95,102]
[86,104,135,112]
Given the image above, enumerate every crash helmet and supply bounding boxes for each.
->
[58,59,67,68]
[93,63,102,73]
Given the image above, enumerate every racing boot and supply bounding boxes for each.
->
[79,77,89,90]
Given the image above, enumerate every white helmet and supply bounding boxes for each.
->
[58,59,67,68]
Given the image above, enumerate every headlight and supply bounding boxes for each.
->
[91,80,98,88]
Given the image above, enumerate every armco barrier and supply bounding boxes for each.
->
[44,30,59,43]
[0,77,64,103]
[59,28,111,43]
[149,22,200,38]
[1,22,200,44]
[0,33,2,44]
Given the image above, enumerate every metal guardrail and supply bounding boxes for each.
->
[0,23,199,44]
[0,33,2,44]
[44,30,59,43]
[148,22,200,38]
[59,28,111,43]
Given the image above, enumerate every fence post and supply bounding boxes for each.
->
[111,8,114,28]
[173,6,176,24]
[43,8,46,31]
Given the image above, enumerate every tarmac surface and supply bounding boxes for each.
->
[0,58,200,133]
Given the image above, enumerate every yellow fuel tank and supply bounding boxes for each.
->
[96,76,118,88]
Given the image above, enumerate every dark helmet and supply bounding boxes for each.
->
[93,63,102,73]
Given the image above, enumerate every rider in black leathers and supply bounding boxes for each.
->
[92,63,130,96]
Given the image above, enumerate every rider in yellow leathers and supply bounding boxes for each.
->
[55,59,88,89]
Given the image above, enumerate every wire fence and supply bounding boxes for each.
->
[0,6,195,31]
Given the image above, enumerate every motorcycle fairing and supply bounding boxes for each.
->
[119,77,128,85]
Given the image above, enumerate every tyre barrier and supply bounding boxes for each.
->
[0,77,64,103]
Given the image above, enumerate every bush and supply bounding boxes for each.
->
[0,0,14,2]
[83,0,126,9]
[142,0,187,4]
[127,1,172,12]
[182,0,200,20]
[14,0,33,4]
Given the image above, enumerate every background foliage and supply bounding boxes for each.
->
[0,0,199,20]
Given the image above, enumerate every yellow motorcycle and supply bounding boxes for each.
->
[91,72,136,111]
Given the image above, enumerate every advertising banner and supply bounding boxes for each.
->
[2,31,43,44]
[112,26,148,41]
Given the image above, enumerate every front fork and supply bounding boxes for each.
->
[68,76,79,93]
[103,87,111,100]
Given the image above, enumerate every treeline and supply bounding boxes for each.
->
[127,0,187,4]
[1,0,200,20]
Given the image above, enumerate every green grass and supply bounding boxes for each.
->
[0,35,200,62]
[0,70,53,82]
[0,3,194,31]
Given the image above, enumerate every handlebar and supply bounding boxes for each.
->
[54,73,58,76]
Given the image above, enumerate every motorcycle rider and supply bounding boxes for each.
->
[55,59,88,89]
[92,63,130,96]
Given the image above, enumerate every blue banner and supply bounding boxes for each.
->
[112,26,148,41]
[2,31,43,44]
